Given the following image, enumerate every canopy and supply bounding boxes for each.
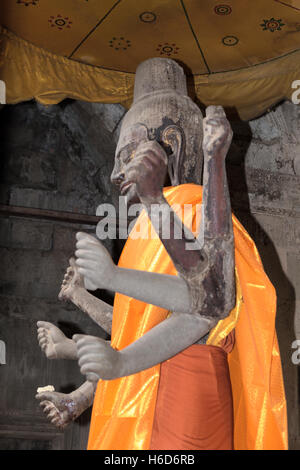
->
[1,0,300,119]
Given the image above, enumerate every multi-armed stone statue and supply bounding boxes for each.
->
[36,57,237,449]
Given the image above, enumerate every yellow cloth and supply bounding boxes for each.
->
[0,24,300,120]
[87,184,287,450]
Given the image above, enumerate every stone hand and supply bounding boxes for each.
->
[203,105,233,157]
[37,321,76,360]
[75,232,116,291]
[73,334,123,381]
[36,390,79,430]
[58,257,85,301]
[125,140,168,202]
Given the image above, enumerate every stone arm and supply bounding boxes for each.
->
[196,105,235,318]
[73,313,216,382]
[59,257,113,335]
[201,107,233,241]
[68,287,113,336]
[140,106,235,320]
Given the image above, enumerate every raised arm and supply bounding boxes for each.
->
[135,106,235,319]
[200,106,233,241]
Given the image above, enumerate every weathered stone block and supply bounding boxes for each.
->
[0,150,57,190]
[0,218,53,251]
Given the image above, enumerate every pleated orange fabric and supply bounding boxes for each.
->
[87,184,287,451]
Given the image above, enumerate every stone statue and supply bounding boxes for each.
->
[36,58,236,448]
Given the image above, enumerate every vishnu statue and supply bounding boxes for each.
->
[36,58,287,450]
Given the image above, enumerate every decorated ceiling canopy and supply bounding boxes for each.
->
[1,0,300,119]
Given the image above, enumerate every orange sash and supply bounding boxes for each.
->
[87,184,287,450]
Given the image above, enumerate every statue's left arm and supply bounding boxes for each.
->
[135,105,236,320]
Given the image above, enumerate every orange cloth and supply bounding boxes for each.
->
[150,340,235,450]
[87,184,287,450]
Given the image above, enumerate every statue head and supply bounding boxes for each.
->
[111,58,203,202]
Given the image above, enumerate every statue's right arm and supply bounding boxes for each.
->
[74,236,192,314]
[69,288,113,335]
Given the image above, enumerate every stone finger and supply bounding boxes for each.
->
[75,239,100,252]
[47,409,58,419]
[78,352,107,368]
[125,154,149,171]
[72,333,88,344]
[39,341,48,351]
[136,141,168,164]
[80,362,103,376]
[73,334,105,347]
[38,336,48,346]
[77,267,91,279]
[39,399,52,408]
[75,261,99,276]
[37,330,46,340]
[44,404,55,414]
[86,372,100,382]
[75,257,97,267]
[37,321,50,329]
[36,392,55,402]
[135,148,167,167]
[51,416,61,426]
[75,249,100,260]
[38,321,53,331]
[206,105,226,119]
[203,118,223,128]
[76,232,98,243]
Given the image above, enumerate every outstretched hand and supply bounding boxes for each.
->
[73,334,124,382]
[75,232,116,291]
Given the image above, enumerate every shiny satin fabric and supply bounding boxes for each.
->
[226,214,288,450]
[1,24,300,121]
[87,184,287,450]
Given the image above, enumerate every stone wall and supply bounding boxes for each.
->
[228,101,300,449]
[0,99,126,450]
[0,98,299,449]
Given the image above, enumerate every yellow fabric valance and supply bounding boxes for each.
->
[0,26,133,107]
[0,25,300,120]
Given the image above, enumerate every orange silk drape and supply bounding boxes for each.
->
[87,184,287,450]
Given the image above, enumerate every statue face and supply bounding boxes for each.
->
[110,92,202,198]
[111,122,150,203]
[111,116,186,202]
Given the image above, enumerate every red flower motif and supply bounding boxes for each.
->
[48,15,73,30]
[214,4,232,15]
[156,43,180,57]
